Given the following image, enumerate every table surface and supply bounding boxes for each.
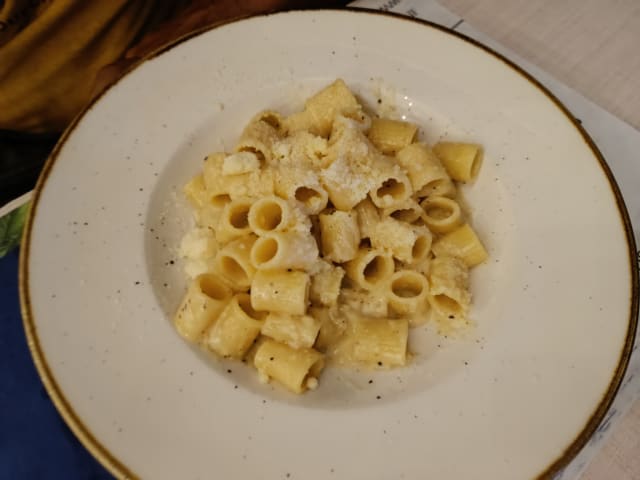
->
[438,1,640,478]
[1,1,639,479]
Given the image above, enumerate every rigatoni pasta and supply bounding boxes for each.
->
[368,118,418,154]
[420,196,463,234]
[253,339,325,394]
[432,223,488,267]
[250,231,318,270]
[386,270,430,316]
[368,158,413,209]
[251,270,310,315]
[274,168,328,214]
[247,195,291,235]
[309,260,344,307]
[330,315,409,368]
[382,199,424,223]
[215,235,257,290]
[174,79,488,394]
[216,198,253,244]
[261,312,322,350]
[235,116,281,165]
[318,210,359,263]
[428,256,471,321]
[174,273,232,341]
[432,141,483,182]
[344,248,394,291]
[205,293,264,358]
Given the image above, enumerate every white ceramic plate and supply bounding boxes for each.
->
[21,9,638,480]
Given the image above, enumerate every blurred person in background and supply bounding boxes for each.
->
[0,0,346,205]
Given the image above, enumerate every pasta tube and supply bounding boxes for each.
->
[254,339,325,394]
[370,218,432,264]
[285,79,363,137]
[250,231,318,270]
[344,248,394,291]
[174,274,232,342]
[340,289,389,318]
[319,210,360,263]
[332,316,409,368]
[427,256,471,319]
[320,116,378,210]
[312,306,347,351]
[395,143,448,193]
[420,196,463,234]
[248,195,292,235]
[251,269,310,315]
[432,223,488,267]
[368,157,413,209]
[354,198,379,240]
[205,293,264,358]
[367,118,418,154]
[386,270,429,316]
[274,167,328,214]
[433,142,483,182]
[215,197,253,244]
[382,198,423,224]
[215,235,257,290]
[261,312,322,349]
[309,260,345,307]
[235,118,281,165]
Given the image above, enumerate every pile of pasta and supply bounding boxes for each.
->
[174,79,488,394]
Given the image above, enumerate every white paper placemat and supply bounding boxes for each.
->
[351,1,640,478]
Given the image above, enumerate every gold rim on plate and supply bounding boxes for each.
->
[19,8,639,480]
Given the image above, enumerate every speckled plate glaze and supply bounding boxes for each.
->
[20,9,638,480]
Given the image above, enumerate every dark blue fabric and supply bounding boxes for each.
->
[0,248,112,480]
